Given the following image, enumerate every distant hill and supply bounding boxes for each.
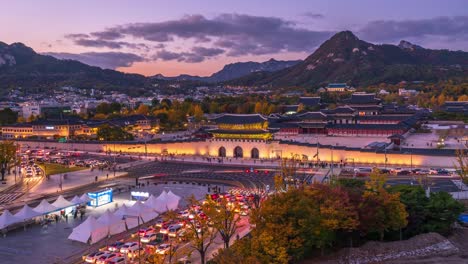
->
[0,41,154,93]
[229,31,468,88]
[152,58,301,83]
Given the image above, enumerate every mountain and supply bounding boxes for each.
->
[152,58,301,83]
[230,31,468,88]
[0,41,154,94]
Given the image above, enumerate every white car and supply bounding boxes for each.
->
[106,256,126,264]
[84,251,106,263]
[156,244,171,255]
[168,224,183,237]
[96,253,118,264]
[141,233,158,243]
[120,242,138,253]
[429,168,439,175]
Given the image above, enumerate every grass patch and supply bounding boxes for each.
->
[37,163,86,176]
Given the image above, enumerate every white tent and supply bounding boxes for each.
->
[52,195,73,209]
[144,195,159,210]
[154,191,169,213]
[33,199,57,214]
[165,191,181,210]
[14,205,42,221]
[68,216,108,244]
[79,193,92,203]
[97,210,126,235]
[70,195,83,205]
[0,210,19,229]
[130,201,158,222]
[114,204,139,229]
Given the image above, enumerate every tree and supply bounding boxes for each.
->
[204,197,242,249]
[193,105,204,122]
[186,195,217,264]
[424,192,464,235]
[97,124,134,141]
[0,108,18,125]
[254,102,262,114]
[454,149,468,184]
[296,103,305,113]
[359,170,408,240]
[136,104,150,115]
[0,141,16,181]
[96,102,112,115]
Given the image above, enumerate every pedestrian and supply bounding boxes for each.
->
[106,173,109,179]
[236,234,240,240]
[65,214,68,222]
[95,175,98,182]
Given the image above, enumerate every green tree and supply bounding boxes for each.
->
[424,192,464,235]
[97,124,134,141]
[0,108,18,125]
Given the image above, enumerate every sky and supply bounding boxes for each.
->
[1,0,467,76]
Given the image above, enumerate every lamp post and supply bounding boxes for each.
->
[330,146,334,178]
[122,215,141,264]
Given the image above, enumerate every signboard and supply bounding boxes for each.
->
[45,126,55,130]
[88,189,113,207]
[131,191,149,201]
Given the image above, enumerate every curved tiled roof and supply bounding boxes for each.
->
[212,114,267,124]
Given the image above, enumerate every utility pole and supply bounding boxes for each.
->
[331,146,334,178]
[384,149,387,169]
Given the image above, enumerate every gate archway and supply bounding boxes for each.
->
[218,147,226,157]
[251,148,259,159]
[233,146,243,158]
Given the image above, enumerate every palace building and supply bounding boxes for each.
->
[209,114,272,141]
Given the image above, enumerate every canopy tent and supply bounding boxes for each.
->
[114,204,139,229]
[0,210,19,230]
[14,205,42,221]
[79,193,92,203]
[154,191,169,213]
[33,199,57,214]
[130,201,158,222]
[144,195,159,210]
[68,216,108,244]
[165,191,181,210]
[97,210,126,235]
[70,195,84,205]
[51,195,74,209]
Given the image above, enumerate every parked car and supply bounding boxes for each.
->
[84,251,106,263]
[168,224,183,237]
[429,168,439,175]
[397,170,412,175]
[106,256,126,264]
[120,242,139,253]
[139,227,155,237]
[108,241,125,252]
[127,247,145,259]
[155,244,171,255]
[96,253,118,264]
[141,233,158,243]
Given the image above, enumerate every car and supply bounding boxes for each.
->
[155,244,171,255]
[155,219,165,227]
[95,253,118,264]
[168,224,183,237]
[159,225,170,234]
[416,169,430,175]
[84,251,107,263]
[108,241,125,252]
[391,168,403,174]
[106,256,126,264]
[139,227,155,237]
[141,233,158,243]
[178,230,188,242]
[397,170,412,175]
[127,247,145,259]
[429,168,439,175]
[178,210,190,218]
[120,242,139,253]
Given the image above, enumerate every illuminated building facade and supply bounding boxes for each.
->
[209,114,272,141]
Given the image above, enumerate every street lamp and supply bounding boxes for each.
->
[121,215,142,264]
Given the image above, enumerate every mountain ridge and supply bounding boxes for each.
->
[152,58,301,82]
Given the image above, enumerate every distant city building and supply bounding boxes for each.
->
[398,88,419,97]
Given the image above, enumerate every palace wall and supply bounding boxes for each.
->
[17,139,456,168]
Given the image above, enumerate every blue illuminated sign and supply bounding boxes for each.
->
[87,189,113,207]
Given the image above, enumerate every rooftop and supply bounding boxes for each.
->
[212,114,267,124]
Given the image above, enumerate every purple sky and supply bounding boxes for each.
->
[1,0,467,76]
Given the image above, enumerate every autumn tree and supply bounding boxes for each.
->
[0,141,16,181]
[136,104,150,115]
[185,195,217,264]
[454,149,468,184]
[359,170,408,240]
[193,105,204,122]
[204,197,242,249]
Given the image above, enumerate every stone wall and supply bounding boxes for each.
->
[17,139,456,168]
